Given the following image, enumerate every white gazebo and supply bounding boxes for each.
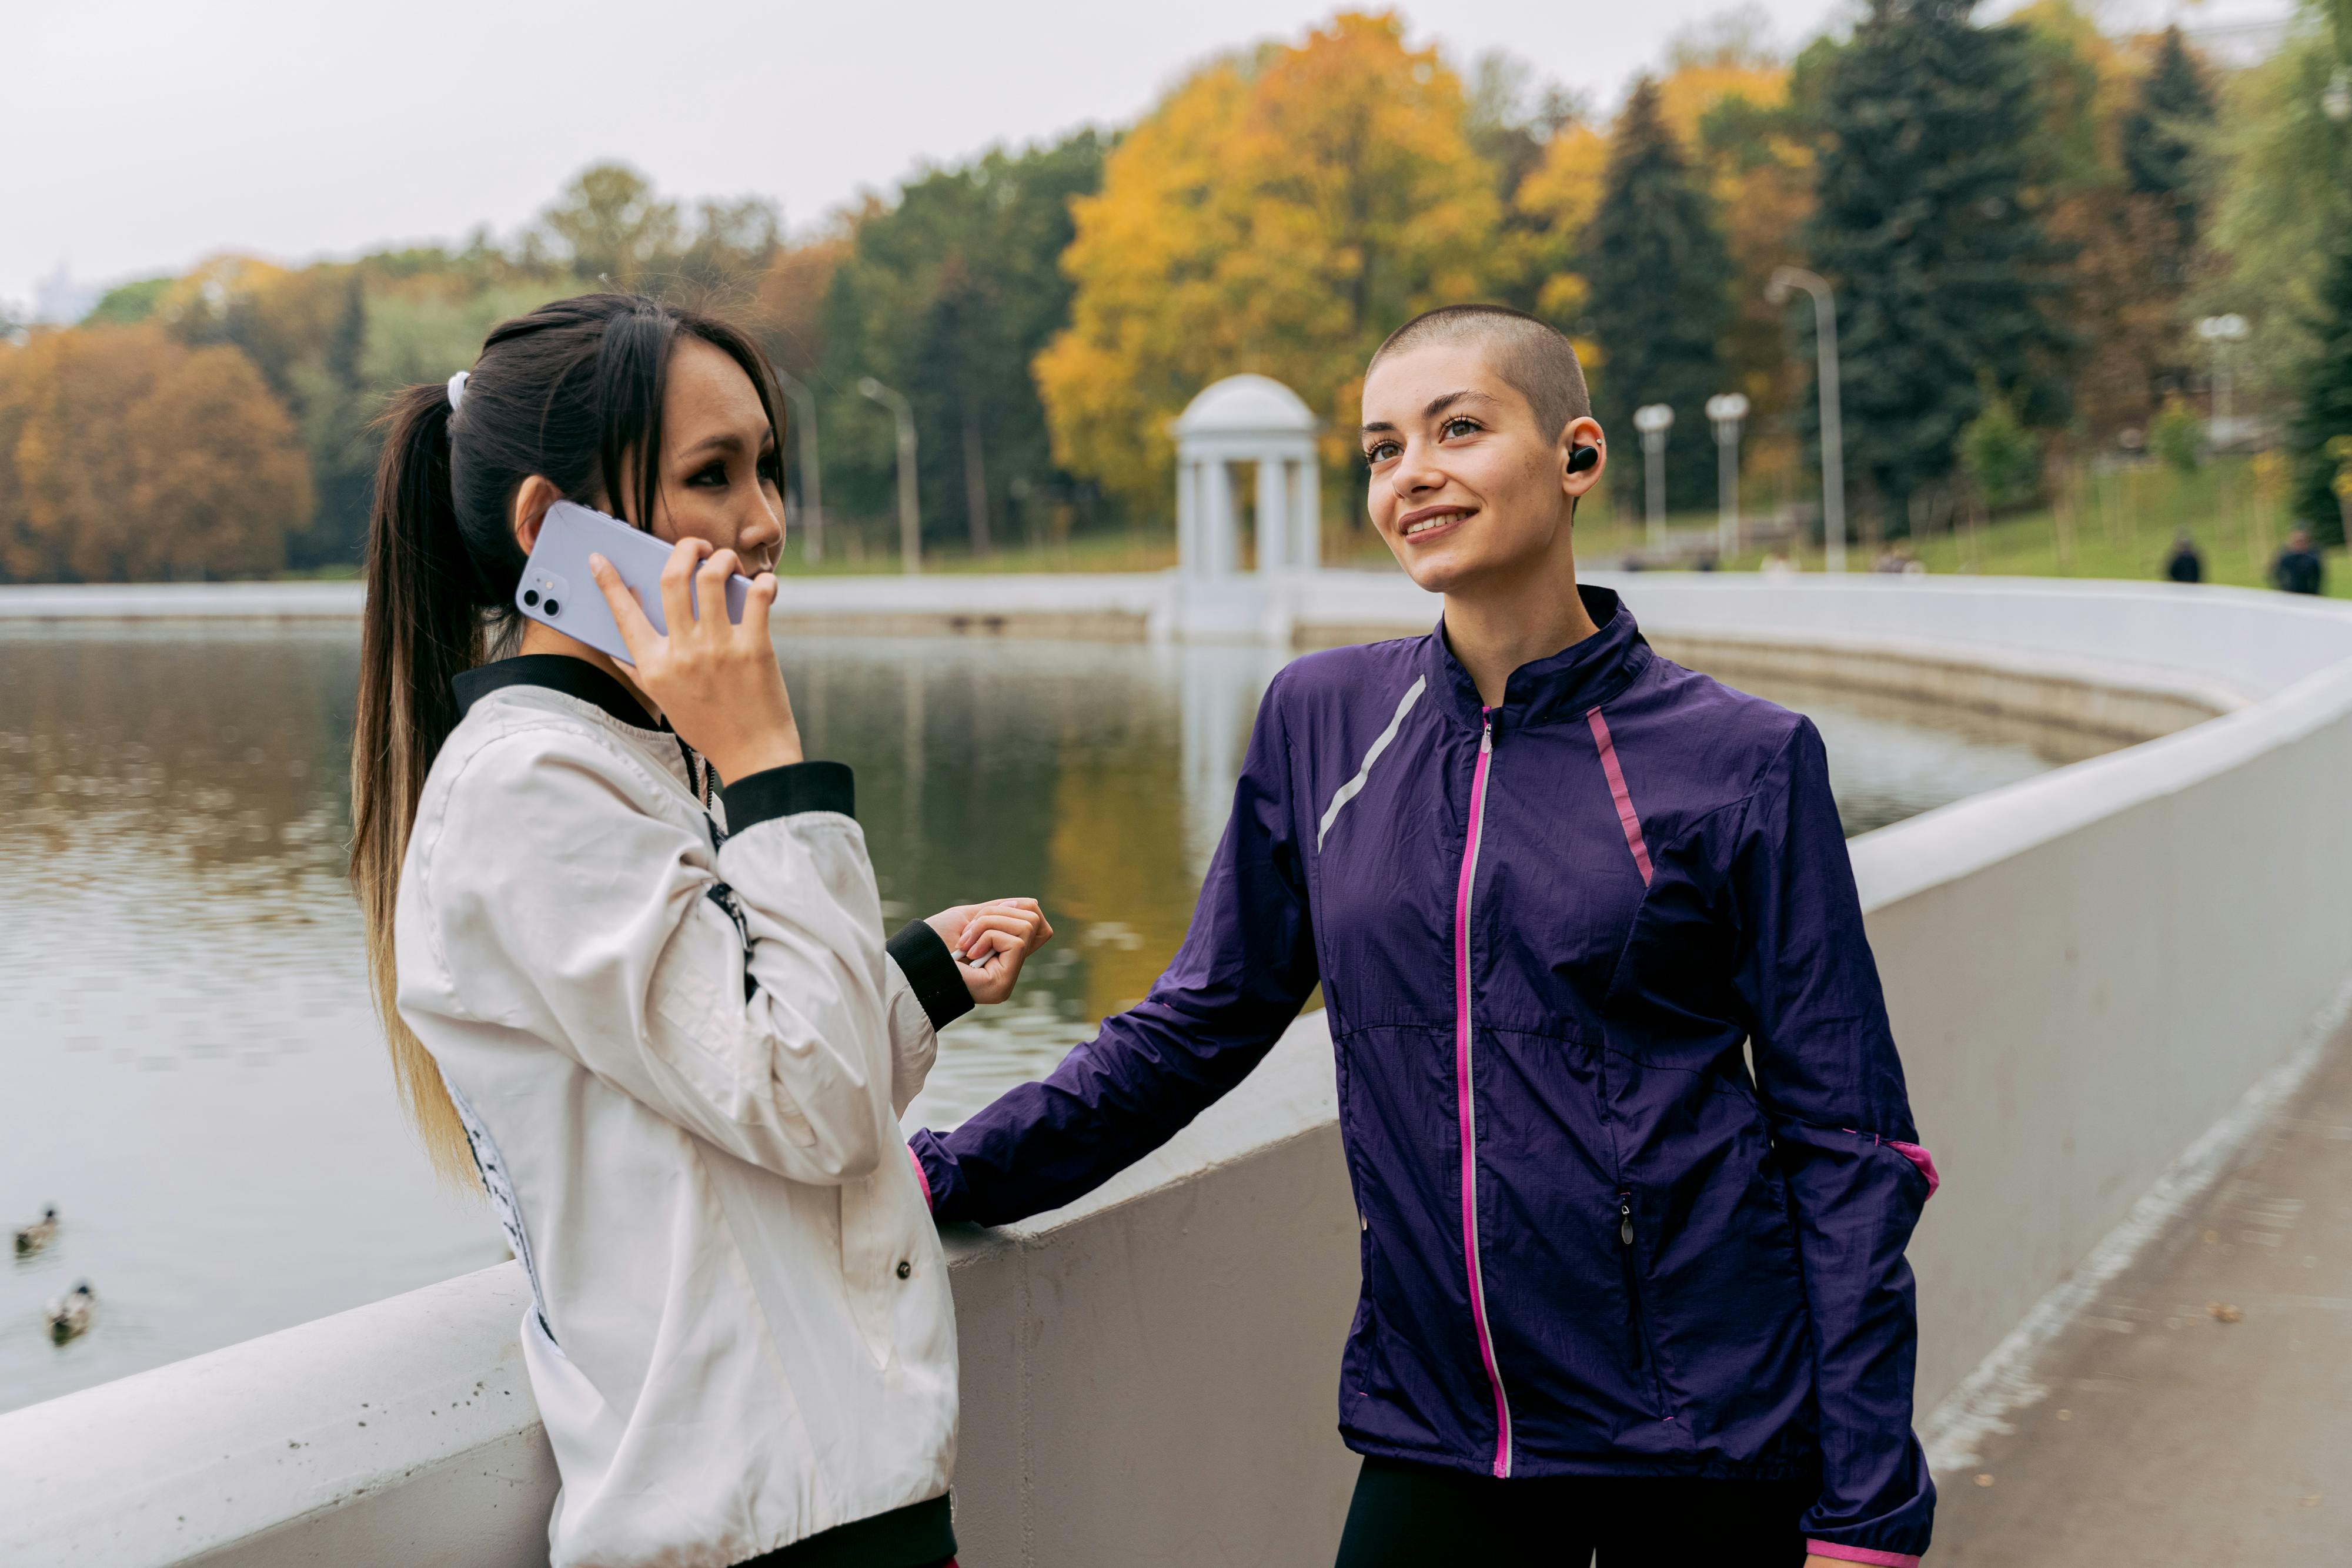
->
[1172,375,1321,577]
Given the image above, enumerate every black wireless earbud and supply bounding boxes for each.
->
[1566,443,1600,475]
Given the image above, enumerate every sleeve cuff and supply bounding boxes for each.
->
[888,918,974,1032]
[722,760,855,832]
[1806,1542,1920,1567]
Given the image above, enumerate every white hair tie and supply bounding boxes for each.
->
[446,370,469,412]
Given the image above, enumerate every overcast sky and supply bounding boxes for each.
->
[5,0,2289,314]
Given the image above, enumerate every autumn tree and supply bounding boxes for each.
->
[0,326,309,582]
[1515,21,1809,443]
[751,226,859,386]
[1035,12,1499,518]
[1462,51,1584,313]
[1581,77,1735,513]
[1679,33,1816,440]
[2001,2,2191,442]
[1805,0,2070,529]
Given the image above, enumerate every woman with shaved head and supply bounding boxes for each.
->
[911,306,1937,1567]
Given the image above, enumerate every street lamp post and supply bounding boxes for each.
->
[1768,266,1847,573]
[775,372,824,566]
[1705,392,1750,561]
[2195,314,2249,447]
[857,377,921,576]
[1632,403,1675,550]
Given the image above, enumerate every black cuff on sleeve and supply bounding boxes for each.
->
[888,918,975,1032]
[722,760,855,833]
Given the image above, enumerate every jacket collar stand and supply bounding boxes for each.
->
[1426,584,1649,733]
[453,654,662,731]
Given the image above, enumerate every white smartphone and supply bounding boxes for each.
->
[515,501,753,668]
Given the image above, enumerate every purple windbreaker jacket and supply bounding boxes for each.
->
[913,587,1939,1564]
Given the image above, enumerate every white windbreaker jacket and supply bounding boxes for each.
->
[393,657,971,1568]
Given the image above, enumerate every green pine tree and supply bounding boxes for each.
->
[820,131,1108,548]
[1803,0,2070,530]
[2291,245,2352,546]
[2120,25,2216,269]
[1580,78,1735,516]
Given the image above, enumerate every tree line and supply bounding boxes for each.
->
[4,0,2348,582]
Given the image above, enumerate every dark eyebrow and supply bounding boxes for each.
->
[680,432,747,461]
[1425,389,1500,419]
[1362,388,1504,436]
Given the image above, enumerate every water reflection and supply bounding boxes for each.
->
[1,624,2113,1413]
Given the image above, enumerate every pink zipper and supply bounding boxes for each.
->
[1454,707,1512,1477]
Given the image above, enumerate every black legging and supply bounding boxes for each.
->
[1334,1455,1815,1568]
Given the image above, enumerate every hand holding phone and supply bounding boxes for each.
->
[586,534,803,784]
[517,501,751,664]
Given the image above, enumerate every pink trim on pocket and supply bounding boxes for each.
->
[1805,1542,1919,1567]
[908,1146,934,1212]
[1885,1140,1940,1199]
[1585,707,1653,887]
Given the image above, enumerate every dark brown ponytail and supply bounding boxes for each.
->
[346,292,786,1183]
[351,383,489,1182]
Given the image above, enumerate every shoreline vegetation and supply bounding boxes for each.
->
[249,452,2350,601]
[6,5,2348,592]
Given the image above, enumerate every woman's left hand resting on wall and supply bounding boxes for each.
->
[927,898,1053,1005]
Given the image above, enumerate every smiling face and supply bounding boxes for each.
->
[642,335,786,575]
[1360,339,1606,598]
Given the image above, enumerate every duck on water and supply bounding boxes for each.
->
[46,1282,96,1344]
[14,1205,58,1257]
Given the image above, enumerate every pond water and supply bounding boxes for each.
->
[0,624,2116,1415]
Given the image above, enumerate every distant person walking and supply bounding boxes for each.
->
[349,293,1053,1568]
[2273,527,2325,595]
[2164,533,2204,584]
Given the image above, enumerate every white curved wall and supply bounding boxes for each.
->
[8,574,2352,1567]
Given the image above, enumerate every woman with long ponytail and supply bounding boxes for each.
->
[351,378,487,1179]
[349,293,1048,1568]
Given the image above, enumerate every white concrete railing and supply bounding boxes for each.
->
[0,1017,1357,1568]
[9,574,2352,1566]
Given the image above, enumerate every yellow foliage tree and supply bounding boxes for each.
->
[1513,51,1806,419]
[0,326,309,582]
[1035,12,1500,518]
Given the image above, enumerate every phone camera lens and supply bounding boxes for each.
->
[543,599,561,617]
[523,589,540,607]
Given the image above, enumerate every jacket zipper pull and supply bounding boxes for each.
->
[1619,1196,1635,1247]
[1481,713,1494,754]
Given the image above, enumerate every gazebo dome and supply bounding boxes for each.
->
[1172,374,1318,437]
[1170,373,1322,580]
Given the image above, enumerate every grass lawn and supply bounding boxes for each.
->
[268,457,2344,595]
[765,526,1178,577]
[1362,455,2352,599]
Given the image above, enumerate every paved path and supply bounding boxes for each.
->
[1931,1028,2352,1565]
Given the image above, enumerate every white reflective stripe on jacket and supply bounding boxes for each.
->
[393,678,954,1568]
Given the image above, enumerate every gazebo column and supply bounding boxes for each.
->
[1201,455,1236,577]
[1292,453,1321,571]
[1176,457,1200,576]
[1255,452,1290,573]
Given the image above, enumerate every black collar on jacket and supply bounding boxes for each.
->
[1425,584,1651,734]
[452,654,661,731]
